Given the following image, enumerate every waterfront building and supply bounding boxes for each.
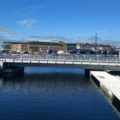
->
[2,41,117,55]
[2,42,29,53]
[2,41,67,54]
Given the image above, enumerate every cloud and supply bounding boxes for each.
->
[29,5,46,13]
[0,26,12,34]
[18,19,38,27]
[0,26,14,40]
[0,26,27,40]
[26,36,70,42]
[22,5,46,17]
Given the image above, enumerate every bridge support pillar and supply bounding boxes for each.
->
[85,69,90,77]
[2,64,24,75]
[0,61,3,76]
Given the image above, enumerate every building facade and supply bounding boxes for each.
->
[2,41,67,54]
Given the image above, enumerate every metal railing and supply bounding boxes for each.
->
[0,54,119,64]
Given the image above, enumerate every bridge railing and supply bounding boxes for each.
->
[0,54,119,64]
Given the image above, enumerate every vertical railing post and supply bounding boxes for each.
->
[98,56,99,64]
[107,56,109,65]
[116,57,118,65]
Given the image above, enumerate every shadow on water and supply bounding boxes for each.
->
[90,76,120,115]
[112,95,120,113]
[0,67,90,90]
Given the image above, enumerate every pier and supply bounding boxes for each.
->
[90,71,120,110]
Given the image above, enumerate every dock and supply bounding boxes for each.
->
[90,71,120,103]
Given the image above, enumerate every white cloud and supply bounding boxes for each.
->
[18,19,38,26]
[0,26,11,34]
[29,5,46,13]
[0,26,28,40]
[22,5,46,17]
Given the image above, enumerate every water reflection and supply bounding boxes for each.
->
[0,68,119,120]
[90,77,120,115]
[1,72,90,93]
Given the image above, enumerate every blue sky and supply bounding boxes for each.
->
[0,0,120,43]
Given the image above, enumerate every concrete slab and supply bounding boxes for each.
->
[90,71,120,101]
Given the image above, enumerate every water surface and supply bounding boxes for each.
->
[0,67,119,120]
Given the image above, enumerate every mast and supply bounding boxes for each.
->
[95,33,97,51]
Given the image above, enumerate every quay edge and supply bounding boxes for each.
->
[90,71,120,112]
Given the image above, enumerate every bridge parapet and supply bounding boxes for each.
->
[0,54,120,71]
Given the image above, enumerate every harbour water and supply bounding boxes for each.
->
[0,67,120,120]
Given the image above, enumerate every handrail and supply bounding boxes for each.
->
[0,54,119,64]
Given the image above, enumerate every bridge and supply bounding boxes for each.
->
[0,54,120,75]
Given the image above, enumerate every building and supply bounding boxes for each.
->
[76,43,114,51]
[2,42,29,53]
[2,42,11,52]
[2,41,116,55]
[66,43,76,52]
[2,41,67,54]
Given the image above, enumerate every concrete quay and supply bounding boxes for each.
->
[90,71,120,111]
